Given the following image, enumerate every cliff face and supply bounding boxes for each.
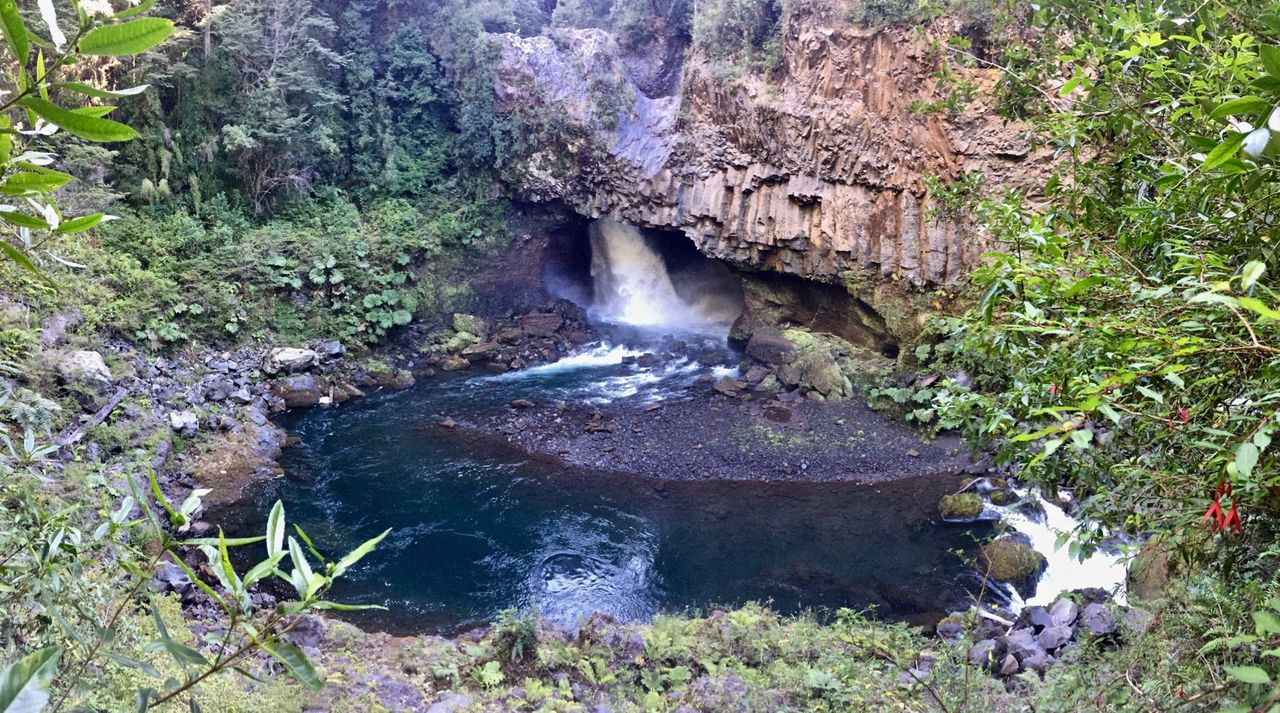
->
[497,18,1050,289]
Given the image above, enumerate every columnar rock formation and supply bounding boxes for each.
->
[497,18,1051,288]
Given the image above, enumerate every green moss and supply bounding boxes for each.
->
[939,492,983,519]
[979,535,1047,583]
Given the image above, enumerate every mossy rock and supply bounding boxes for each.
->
[978,536,1047,597]
[988,489,1018,506]
[939,492,983,520]
[452,313,487,339]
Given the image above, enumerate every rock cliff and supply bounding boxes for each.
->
[496,17,1050,289]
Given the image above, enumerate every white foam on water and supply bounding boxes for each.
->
[996,489,1128,609]
[483,343,643,381]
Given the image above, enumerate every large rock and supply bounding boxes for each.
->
[939,492,983,520]
[1080,603,1117,637]
[744,328,796,365]
[168,410,199,437]
[978,536,1047,598]
[452,313,488,339]
[494,18,1053,290]
[56,350,112,389]
[262,347,318,375]
[272,374,323,408]
[519,313,563,337]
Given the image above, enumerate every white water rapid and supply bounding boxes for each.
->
[588,219,741,334]
[997,489,1128,608]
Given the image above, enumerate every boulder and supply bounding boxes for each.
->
[1016,605,1055,633]
[273,374,323,408]
[168,410,199,437]
[441,357,471,372]
[1036,625,1073,652]
[1049,598,1080,628]
[1002,628,1046,663]
[316,340,345,359]
[939,492,983,520]
[519,313,562,337]
[1080,603,1117,637]
[745,329,796,365]
[56,350,112,390]
[968,639,1000,668]
[452,313,488,338]
[40,310,82,347]
[978,535,1047,597]
[262,347,318,375]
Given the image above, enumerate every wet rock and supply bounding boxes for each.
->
[520,313,562,337]
[511,399,534,409]
[978,535,1047,597]
[1080,603,1117,637]
[273,374,323,409]
[168,410,199,437]
[1049,598,1080,628]
[635,353,660,368]
[989,488,1018,506]
[697,351,725,367]
[939,492,983,520]
[262,347,318,375]
[441,357,471,372]
[439,418,458,429]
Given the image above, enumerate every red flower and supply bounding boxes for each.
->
[1203,481,1244,535]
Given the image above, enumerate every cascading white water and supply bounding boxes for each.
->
[588,219,740,333]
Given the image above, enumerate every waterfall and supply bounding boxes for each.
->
[588,218,739,333]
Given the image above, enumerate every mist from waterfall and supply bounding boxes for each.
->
[588,219,742,335]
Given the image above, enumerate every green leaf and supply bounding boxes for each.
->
[1188,291,1240,308]
[1062,275,1104,298]
[267,500,285,558]
[1242,261,1266,290]
[1224,665,1271,684]
[1262,45,1280,79]
[147,601,209,669]
[0,0,27,65]
[54,81,151,98]
[1210,96,1269,119]
[0,646,61,713]
[0,211,49,230]
[56,213,104,234]
[0,170,72,195]
[1238,296,1280,321]
[112,0,157,19]
[1203,132,1246,171]
[333,528,390,578]
[78,18,173,56]
[258,641,324,691]
[17,97,138,142]
[1236,442,1260,478]
[1253,609,1280,635]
